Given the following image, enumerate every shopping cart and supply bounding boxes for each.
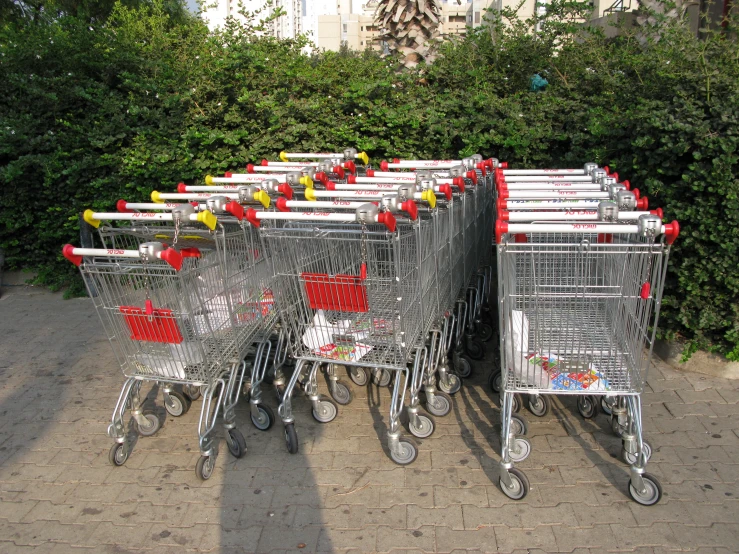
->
[495,213,679,505]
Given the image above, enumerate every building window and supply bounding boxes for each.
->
[366,25,378,32]
[449,15,466,23]
[475,11,480,23]
[361,26,364,31]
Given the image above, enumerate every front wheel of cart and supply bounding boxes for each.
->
[500,468,529,500]
[390,438,418,465]
[409,413,435,439]
[330,380,353,405]
[454,356,473,379]
[489,369,501,393]
[426,391,452,417]
[511,393,523,414]
[251,403,275,431]
[312,397,338,424]
[373,369,392,387]
[226,428,247,459]
[165,390,191,417]
[108,443,129,467]
[284,423,299,454]
[348,366,369,387]
[195,455,215,481]
[628,473,663,506]
[136,411,161,437]
[527,395,550,417]
[601,396,614,416]
[509,437,531,462]
[184,384,202,402]
[438,373,461,395]
[577,396,599,419]
[623,440,652,465]
[510,414,528,436]
[477,323,494,343]
[466,339,486,361]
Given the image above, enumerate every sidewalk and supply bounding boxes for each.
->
[0,286,737,553]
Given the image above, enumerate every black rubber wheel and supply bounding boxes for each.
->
[251,403,275,431]
[601,396,614,416]
[135,411,161,437]
[628,472,663,506]
[527,395,550,417]
[477,323,494,343]
[226,428,247,459]
[165,390,191,417]
[489,369,501,393]
[454,356,473,379]
[348,366,369,387]
[330,380,353,406]
[499,468,529,500]
[511,393,522,414]
[577,396,598,419]
[284,423,299,454]
[108,443,129,467]
[184,384,202,402]
[510,413,528,436]
[195,455,215,480]
[466,338,486,361]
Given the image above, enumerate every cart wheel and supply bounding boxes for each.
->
[195,455,215,481]
[184,384,202,402]
[284,423,299,454]
[623,440,652,465]
[577,395,598,419]
[454,356,473,379]
[312,396,338,423]
[390,437,418,465]
[466,338,486,361]
[489,369,502,393]
[108,443,129,467]
[135,411,161,437]
[477,323,494,343]
[499,468,529,500]
[509,437,531,462]
[226,428,247,459]
[527,395,550,417]
[251,403,275,431]
[409,413,435,439]
[438,373,461,395]
[348,366,369,387]
[426,391,452,417]
[164,390,191,417]
[628,472,663,506]
[511,393,522,414]
[480,308,494,325]
[373,369,392,387]
[601,396,614,416]
[330,380,353,405]
[510,414,528,436]
[275,384,286,403]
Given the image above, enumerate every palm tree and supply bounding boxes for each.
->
[374,0,443,68]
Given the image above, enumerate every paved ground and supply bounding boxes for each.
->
[0,285,737,553]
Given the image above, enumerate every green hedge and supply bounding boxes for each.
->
[1,1,738,357]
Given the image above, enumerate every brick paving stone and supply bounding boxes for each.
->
[435,526,498,552]
[375,525,436,552]
[494,525,557,552]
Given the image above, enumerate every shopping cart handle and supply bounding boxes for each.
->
[498,209,509,221]
[333,165,345,179]
[314,171,329,184]
[632,188,640,199]
[62,244,185,270]
[379,160,389,171]
[225,201,245,220]
[261,159,269,166]
[663,221,680,244]
[400,200,418,221]
[343,160,356,174]
[466,171,478,184]
[609,172,619,181]
[278,183,294,199]
[62,244,84,266]
[117,199,133,213]
[376,211,396,232]
[622,179,631,190]
[179,247,202,258]
[501,162,508,169]
[452,176,466,193]
[347,174,357,184]
[325,181,336,190]
[476,163,487,175]
[604,165,610,174]
[438,184,452,201]
[650,208,664,219]
[275,197,289,212]
[636,197,648,210]
[246,164,256,174]
[365,169,375,177]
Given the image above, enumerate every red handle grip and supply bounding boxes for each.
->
[276,197,290,212]
[438,184,452,201]
[278,183,294,199]
[400,200,418,221]
[117,199,133,213]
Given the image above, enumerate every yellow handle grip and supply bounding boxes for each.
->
[304,188,316,201]
[300,176,314,188]
[358,151,369,165]
[421,190,437,209]
[83,209,101,229]
[279,151,289,162]
[197,210,217,230]
[205,175,214,185]
[254,190,271,208]
[151,191,164,203]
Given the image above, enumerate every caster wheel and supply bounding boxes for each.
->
[274,385,286,403]
[195,455,215,480]
[577,396,599,419]
[499,468,529,500]
[348,366,369,387]
[480,308,494,326]
[312,397,338,423]
[466,338,485,361]
[527,395,550,417]
[478,322,494,342]
[454,356,473,379]
[108,443,129,467]
[408,413,435,439]
[284,423,299,454]
[438,373,461,395]
[489,369,501,393]
[251,403,275,431]
[511,393,522,413]
[510,414,528,436]
[623,440,652,465]
[135,411,161,437]
[164,390,191,417]
[601,396,615,416]
[426,391,452,417]
[390,437,418,465]
[330,380,353,405]
[226,428,247,459]
[628,472,663,506]
[509,437,531,462]
[184,384,201,402]
[372,369,392,387]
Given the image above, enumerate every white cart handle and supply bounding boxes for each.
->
[305,188,438,208]
[362,169,479,184]
[275,198,367,211]
[499,208,664,222]
[324,182,453,200]
[499,197,649,211]
[501,175,596,183]
[177,182,294,199]
[62,242,198,270]
[279,150,369,164]
[495,219,679,244]
[242,204,396,231]
[205,173,314,188]
[82,208,218,230]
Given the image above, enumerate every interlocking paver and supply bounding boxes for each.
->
[1,288,738,553]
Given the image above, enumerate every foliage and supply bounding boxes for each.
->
[0,0,738,356]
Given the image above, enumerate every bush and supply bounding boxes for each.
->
[0,0,737,357]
